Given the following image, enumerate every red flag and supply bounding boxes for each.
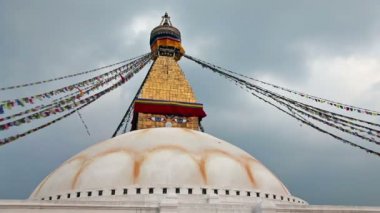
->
[119,74,126,82]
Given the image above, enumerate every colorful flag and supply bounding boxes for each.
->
[16,99,24,107]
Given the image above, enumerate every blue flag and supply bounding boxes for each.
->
[16,99,24,107]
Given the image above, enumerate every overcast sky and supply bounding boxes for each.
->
[0,0,380,206]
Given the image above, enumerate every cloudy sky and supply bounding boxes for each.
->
[1,0,380,206]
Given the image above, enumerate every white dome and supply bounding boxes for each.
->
[30,128,290,199]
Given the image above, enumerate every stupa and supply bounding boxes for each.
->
[30,11,302,206]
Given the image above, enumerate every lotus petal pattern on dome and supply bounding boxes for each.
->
[31,128,290,199]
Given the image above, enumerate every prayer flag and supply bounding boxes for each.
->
[16,99,24,107]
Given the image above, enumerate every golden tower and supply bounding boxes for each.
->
[131,13,206,131]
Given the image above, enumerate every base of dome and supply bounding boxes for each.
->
[31,184,307,206]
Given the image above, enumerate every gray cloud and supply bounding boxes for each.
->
[1,0,380,206]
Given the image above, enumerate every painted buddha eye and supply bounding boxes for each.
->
[174,117,187,124]
[150,116,165,122]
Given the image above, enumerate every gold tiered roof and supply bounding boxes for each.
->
[139,56,197,103]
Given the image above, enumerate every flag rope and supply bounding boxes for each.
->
[0,54,147,91]
[0,55,152,145]
[185,54,380,158]
[184,55,380,116]
[0,54,151,113]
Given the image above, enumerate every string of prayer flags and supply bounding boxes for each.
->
[0,53,149,91]
[0,83,95,122]
[0,101,93,146]
[0,54,151,114]
[184,54,380,117]
[0,56,152,132]
[186,54,380,158]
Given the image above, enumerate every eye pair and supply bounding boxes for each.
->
[150,116,165,122]
[174,117,187,124]
[150,116,188,124]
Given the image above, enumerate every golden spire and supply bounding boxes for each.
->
[131,13,206,131]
